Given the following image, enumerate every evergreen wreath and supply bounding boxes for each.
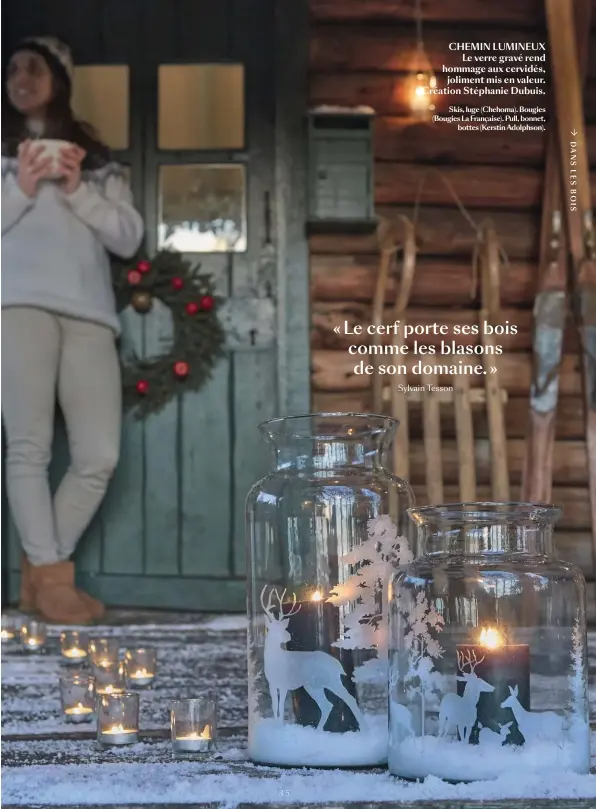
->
[111,250,226,419]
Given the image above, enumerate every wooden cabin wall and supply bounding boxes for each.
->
[308,0,596,614]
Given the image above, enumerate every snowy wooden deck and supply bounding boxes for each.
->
[2,612,596,808]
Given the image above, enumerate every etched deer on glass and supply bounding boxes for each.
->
[438,649,494,743]
[478,721,512,747]
[260,586,365,731]
[501,685,564,743]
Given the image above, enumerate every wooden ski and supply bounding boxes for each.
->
[545,0,596,552]
[523,0,591,505]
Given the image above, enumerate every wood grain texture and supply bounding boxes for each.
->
[373,118,596,166]
[311,26,596,79]
[312,350,582,395]
[310,206,540,258]
[311,303,580,352]
[310,0,563,25]
[310,73,596,120]
[312,392,586,441]
[311,257,537,306]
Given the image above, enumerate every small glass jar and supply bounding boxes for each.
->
[246,413,414,768]
[1,615,19,644]
[97,692,139,746]
[93,660,125,695]
[60,631,89,665]
[89,638,119,668]
[21,619,47,652]
[170,697,217,757]
[124,647,157,688]
[388,502,590,782]
[60,673,96,723]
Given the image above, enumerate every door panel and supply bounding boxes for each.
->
[3,0,307,611]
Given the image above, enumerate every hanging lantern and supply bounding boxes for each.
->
[406,49,436,121]
[406,1,436,122]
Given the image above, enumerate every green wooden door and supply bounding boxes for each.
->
[4,0,310,611]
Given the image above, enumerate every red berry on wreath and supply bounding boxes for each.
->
[136,380,150,395]
[174,361,190,379]
[185,302,199,316]
[199,295,214,311]
[171,276,184,291]
[128,270,142,286]
[137,260,151,274]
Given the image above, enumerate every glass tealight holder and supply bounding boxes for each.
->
[1,615,19,645]
[59,673,96,724]
[21,619,47,652]
[170,697,217,757]
[60,631,89,665]
[92,660,125,695]
[97,692,139,746]
[89,638,119,669]
[124,647,157,689]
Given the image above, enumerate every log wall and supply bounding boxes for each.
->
[308,1,596,593]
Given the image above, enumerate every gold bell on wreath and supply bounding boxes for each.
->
[131,290,153,313]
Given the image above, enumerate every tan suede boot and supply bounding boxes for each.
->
[19,555,37,614]
[21,555,106,620]
[32,561,94,625]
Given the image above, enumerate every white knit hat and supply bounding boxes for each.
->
[12,36,74,89]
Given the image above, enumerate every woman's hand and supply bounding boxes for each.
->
[17,140,53,198]
[59,145,86,195]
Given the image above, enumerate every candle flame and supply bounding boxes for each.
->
[479,627,503,649]
[311,591,323,602]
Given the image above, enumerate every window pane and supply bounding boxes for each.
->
[158,164,246,253]
[158,65,244,150]
[72,66,129,150]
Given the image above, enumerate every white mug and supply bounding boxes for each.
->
[34,139,74,180]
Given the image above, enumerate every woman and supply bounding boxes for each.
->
[2,37,144,624]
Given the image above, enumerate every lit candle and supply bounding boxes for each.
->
[97,684,125,696]
[1,629,16,642]
[25,636,44,651]
[64,703,94,724]
[457,625,530,746]
[128,668,155,687]
[99,724,138,745]
[62,647,88,661]
[285,588,358,733]
[174,726,211,752]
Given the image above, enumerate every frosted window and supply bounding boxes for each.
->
[158,65,244,150]
[71,66,129,150]
[158,164,246,253]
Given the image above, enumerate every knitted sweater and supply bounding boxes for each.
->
[1,158,144,335]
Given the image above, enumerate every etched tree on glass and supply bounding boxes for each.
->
[326,515,413,682]
[397,589,444,735]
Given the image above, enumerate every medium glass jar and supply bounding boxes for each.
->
[388,502,589,782]
[246,413,414,768]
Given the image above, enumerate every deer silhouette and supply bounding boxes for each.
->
[260,586,365,730]
[500,685,564,743]
[478,721,512,747]
[438,649,494,743]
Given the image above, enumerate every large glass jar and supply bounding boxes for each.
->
[246,413,414,767]
[388,502,589,782]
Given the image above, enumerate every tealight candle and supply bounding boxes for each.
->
[1,616,18,644]
[124,647,157,689]
[60,631,89,665]
[59,673,96,724]
[92,660,126,695]
[89,638,119,669]
[20,620,47,652]
[171,697,217,757]
[97,693,139,747]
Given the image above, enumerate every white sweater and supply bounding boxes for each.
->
[1,158,144,335]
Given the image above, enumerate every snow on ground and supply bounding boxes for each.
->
[2,620,596,805]
[3,759,596,806]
